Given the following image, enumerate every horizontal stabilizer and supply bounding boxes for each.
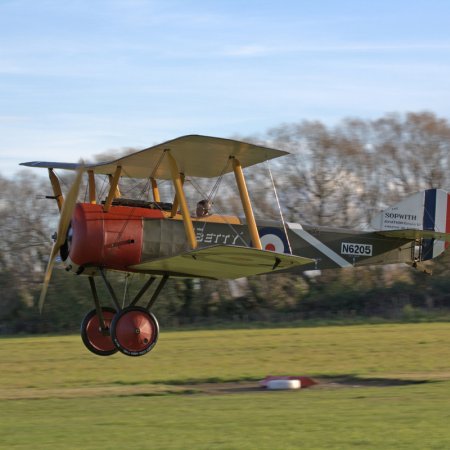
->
[376,229,450,243]
[130,245,313,279]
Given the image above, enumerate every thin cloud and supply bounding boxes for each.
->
[224,45,272,57]
[223,41,450,58]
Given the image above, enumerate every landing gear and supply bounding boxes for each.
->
[80,273,167,357]
[81,307,118,356]
[111,307,159,356]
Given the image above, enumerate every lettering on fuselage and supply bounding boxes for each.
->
[195,228,243,246]
[341,242,373,256]
[384,213,417,221]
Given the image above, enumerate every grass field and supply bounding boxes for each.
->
[1,323,450,449]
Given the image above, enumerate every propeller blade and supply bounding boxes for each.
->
[54,166,84,250]
[38,165,84,312]
[38,244,59,312]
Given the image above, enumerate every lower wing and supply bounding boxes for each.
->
[130,245,313,279]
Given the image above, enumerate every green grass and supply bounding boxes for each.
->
[1,323,450,449]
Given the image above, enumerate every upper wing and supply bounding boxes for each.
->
[20,134,289,179]
[130,245,313,279]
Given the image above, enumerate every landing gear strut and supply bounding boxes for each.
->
[80,272,168,357]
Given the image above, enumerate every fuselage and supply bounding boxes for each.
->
[63,202,415,278]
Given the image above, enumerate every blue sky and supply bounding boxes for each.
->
[1,0,450,176]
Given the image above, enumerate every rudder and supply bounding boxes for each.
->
[371,189,450,260]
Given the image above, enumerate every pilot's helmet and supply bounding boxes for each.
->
[196,199,212,217]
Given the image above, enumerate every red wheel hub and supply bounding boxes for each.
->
[81,307,118,356]
[112,307,159,356]
[85,310,116,352]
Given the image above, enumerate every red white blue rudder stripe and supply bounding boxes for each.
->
[422,189,450,259]
[371,188,450,260]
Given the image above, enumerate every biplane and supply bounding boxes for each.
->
[21,135,450,357]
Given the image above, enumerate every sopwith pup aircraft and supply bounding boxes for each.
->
[21,135,450,357]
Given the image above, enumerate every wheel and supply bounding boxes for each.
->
[81,307,118,356]
[110,306,159,357]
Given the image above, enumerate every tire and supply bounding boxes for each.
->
[110,306,159,357]
[81,307,118,356]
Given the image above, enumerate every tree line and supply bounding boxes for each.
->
[1,111,450,334]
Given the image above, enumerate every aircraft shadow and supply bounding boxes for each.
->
[316,374,434,387]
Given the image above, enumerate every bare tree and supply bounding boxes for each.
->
[266,120,368,227]
[372,112,450,200]
[0,171,54,319]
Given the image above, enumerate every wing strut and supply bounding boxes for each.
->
[104,166,122,212]
[48,169,64,211]
[167,150,198,249]
[150,178,160,202]
[231,157,262,250]
[88,170,96,204]
[170,173,185,217]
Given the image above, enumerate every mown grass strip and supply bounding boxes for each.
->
[0,323,450,449]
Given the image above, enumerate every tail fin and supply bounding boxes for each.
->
[371,189,450,260]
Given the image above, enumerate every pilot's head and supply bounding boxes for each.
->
[196,199,212,217]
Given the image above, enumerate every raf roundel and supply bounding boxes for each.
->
[259,227,290,254]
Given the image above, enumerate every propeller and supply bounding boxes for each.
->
[39,166,84,312]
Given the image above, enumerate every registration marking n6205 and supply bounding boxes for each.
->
[341,243,373,256]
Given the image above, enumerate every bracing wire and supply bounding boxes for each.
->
[266,160,293,254]
[207,158,231,203]
[122,273,129,309]
[83,179,88,202]
[97,175,109,201]
[208,158,251,247]
[150,149,166,179]
[188,171,250,247]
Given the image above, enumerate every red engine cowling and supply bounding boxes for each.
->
[65,203,165,273]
